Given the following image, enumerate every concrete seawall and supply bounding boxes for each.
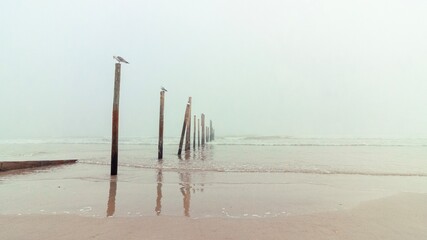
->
[0,160,78,172]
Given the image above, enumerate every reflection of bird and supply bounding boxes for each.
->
[161,86,168,92]
[113,56,129,64]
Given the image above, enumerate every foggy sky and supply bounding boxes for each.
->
[1,0,427,139]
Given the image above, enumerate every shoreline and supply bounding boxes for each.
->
[2,141,427,239]
[1,192,426,240]
[2,163,427,218]
[2,163,426,217]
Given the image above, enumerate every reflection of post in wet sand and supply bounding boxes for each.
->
[106,176,117,217]
[176,149,207,216]
[194,144,214,161]
[179,171,191,217]
[179,150,192,217]
[155,169,163,216]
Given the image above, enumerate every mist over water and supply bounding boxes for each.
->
[1,1,427,139]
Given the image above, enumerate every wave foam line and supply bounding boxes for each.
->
[79,160,427,177]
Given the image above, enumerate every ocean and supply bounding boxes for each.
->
[1,136,427,176]
[1,136,427,218]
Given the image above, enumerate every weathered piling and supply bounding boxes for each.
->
[185,97,192,151]
[178,99,191,155]
[197,119,200,147]
[210,120,213,141]
[201,114,205,146]
[193,115,196,149]
[158,90,165,159]
[206,126,209,143]
[111,63,121,176]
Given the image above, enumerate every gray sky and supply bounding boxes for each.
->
[1,0,427,139]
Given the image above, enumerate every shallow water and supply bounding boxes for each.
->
[1,136,427,176]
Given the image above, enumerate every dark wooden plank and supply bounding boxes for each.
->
[0,159,78,172]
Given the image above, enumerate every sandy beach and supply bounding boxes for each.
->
[1,161,427,239]
[1,192,426,240]
[1,140,427,239]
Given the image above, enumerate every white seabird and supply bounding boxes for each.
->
[113,56,129,64]
[161,86,168,92]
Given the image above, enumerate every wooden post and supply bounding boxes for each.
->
[111,63,121,176]
[197,119,200,147]
[185,97,192,151]
[178,100,190,155]
[210,120,213,141]
[206,127,209,143]
[201,114,205,146]
[193,115,196,149]
[212,128,215,141]
[158,90,165,159]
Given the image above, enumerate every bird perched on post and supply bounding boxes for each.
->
[113,56,129,64]
[161,86,168,92]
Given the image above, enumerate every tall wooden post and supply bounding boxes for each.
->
[201,114,205,146]
[158,90,165,159]
[111,63,121,176]
[206,127,209,143]
[210,120,213,141]
[197,119,200,147]
[185,97,192,151]
[193,115,196,149]
[178,99,190,155]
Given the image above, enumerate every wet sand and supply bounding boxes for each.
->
[1,162,427,239]
[2,163,427,217]
[1,193,426,240]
